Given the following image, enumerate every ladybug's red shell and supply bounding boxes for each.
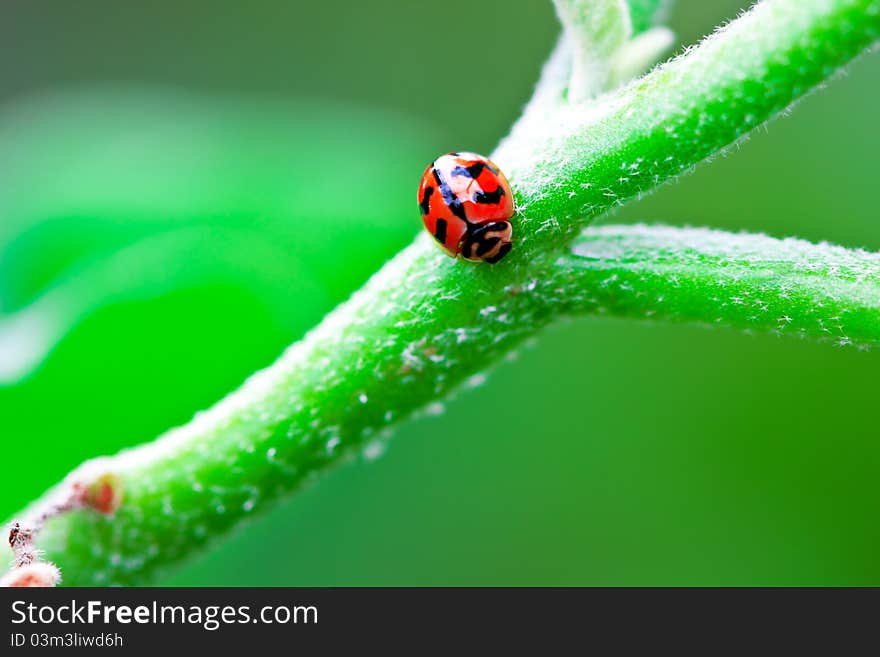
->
[418,152,514,263]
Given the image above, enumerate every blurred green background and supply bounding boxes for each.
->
[1,0,879,585]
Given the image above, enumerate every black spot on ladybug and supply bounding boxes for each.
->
[472,221,508,237]
[450,162,485,179]
[467,163,485,179]
[434,218,448,244]
[474,187,506,205]
[433,167,468,222]
[419,186,434,215]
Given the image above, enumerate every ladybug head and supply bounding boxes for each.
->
[461,220,513,264]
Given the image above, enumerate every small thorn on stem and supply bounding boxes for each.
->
[74,472,124,516]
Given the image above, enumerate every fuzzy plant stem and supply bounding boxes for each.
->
[8,0,880,585]
[563,225,880,347]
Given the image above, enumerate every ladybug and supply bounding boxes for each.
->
[418,152,514,263]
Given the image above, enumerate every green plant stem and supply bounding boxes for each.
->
[498,0,880,258]
[26,221,880,585]
[8,0,880,585]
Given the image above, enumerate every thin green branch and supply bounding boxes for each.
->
[553,0,633,100]
[497,0,880,258]
[562,225,880,347]
[6,0,880,585]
